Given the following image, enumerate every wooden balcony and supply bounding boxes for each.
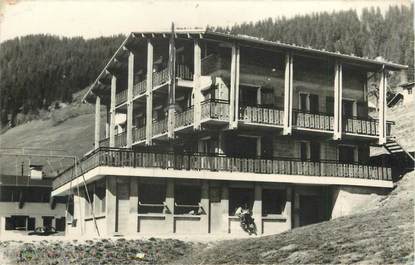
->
[52,147,392,190]
[201,99,230,122]
[293,109,334,131]
[133,126,146,143]
[115,64,193,106]
[239,105,284,127]
[293,109,393,137]
[152,118,168,137]
[175,106,194,129]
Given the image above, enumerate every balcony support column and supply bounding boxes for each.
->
[126,51,134,148]
[105,175,117,236]
[167,30,176,139]
[200,180,209,233]
[378,67,387,145]
[193,39,202,130]
[229,44,240,129]
[109,75,117,147]
[253,183,262,235]
[333,62,343,140]
[283,52,293,135]
[105,105,110,138]
[221,184,229,234]
[165,179,175,233]
[285,186,292,230]
[129,177,138,234]
[146,40,154,145]
[94,96,101,149]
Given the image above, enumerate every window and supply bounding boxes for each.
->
[300,93,308,111]
[228,188,254,216]
[338,145,356,163]
[0,186,51,203]
[342,99,356,118]
[42,216,53,228]
[310,142,321,162]
[300,141,320,162]
[326,96,334,115]
[5,215,30,231]
[300,142,308,161]
[240,86,259,106]
[262,189,286,216]
[299,93,319,114]
[174,185,201,215]
[309,94,319,114]
[138,183,166,214]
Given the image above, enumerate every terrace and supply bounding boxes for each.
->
[52,147,393,192]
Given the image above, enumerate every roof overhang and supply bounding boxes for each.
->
[82,29,408,103]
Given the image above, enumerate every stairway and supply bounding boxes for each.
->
[384,137,415,171]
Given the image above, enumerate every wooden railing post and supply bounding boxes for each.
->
[378,66,387,145]
[229,43,240,129]
[94,96,101,149]
[109,74,116,147]
[193,39,202,130]
[167,25,176,139]
[146,39,154,145]
[126,51,134,148]
[333,61,343,140]
[283,52,293,135]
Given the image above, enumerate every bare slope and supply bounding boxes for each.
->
[176,171,414,265]
[0,109,101,176]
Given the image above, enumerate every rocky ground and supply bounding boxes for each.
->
[0,238,200,265]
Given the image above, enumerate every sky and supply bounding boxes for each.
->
[0,0,411,42]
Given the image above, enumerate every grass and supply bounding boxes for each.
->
[0,111,105,176]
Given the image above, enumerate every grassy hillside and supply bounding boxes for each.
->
[0,103,105,176]
[176,171,414,265]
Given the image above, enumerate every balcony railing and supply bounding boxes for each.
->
[239,105,284,126]
[52,147,392,190]
[152,118,168,136]
[115,64,193,106]
[115,89,128,106]
[293,109,334,131]
[133,79,147,97]
[343,116,393,136]
[201,99,230,121]
[114,131,127,147]
[175,106,194,129]
[133,126,146,143]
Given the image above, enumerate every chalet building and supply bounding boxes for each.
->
[0,165,66,236]
[51,29,407,237]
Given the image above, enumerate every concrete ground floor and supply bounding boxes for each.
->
[0,202,66,237]
[64,175,388,237]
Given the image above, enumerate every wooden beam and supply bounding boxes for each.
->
[167,23,176,139]
[283,52,293,135]
[94,96,101,149]
[146,40,154,145]
[126,52,134,148]
[193,39,202,130]
[333,61,343,140]
[229,43,240,129]
[378,66,387,145]
[109,75,116,147]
